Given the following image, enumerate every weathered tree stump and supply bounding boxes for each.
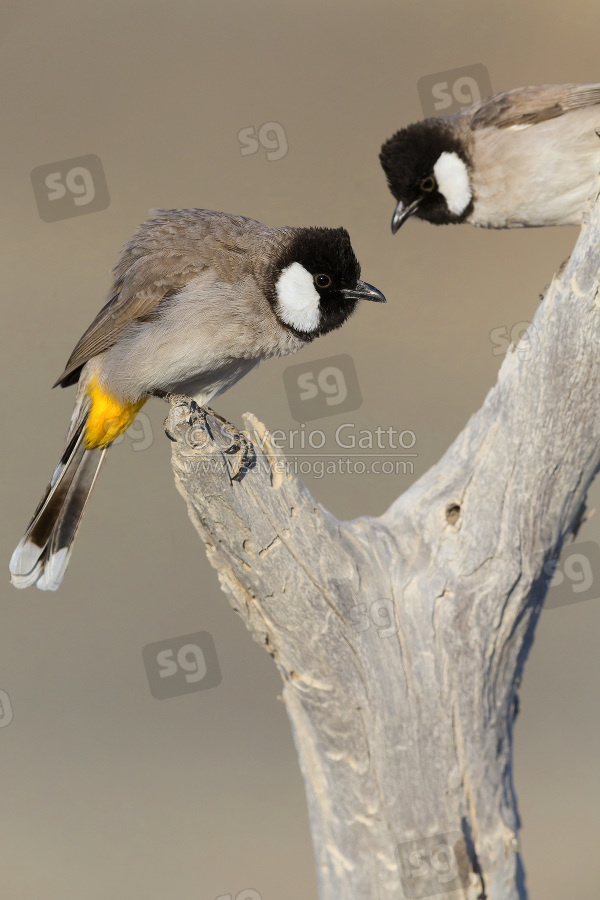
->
[166,179,600,900]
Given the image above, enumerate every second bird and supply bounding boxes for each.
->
[10,209,385,591]
[380,82,600,231]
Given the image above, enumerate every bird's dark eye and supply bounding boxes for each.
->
[420,176,436,192]
[314,274,331,289]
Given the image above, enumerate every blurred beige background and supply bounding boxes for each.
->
[1,1,599,897]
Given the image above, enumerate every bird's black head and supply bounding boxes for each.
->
[379,120,474,231]
[270,226,385,340]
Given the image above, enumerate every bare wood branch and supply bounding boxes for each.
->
[166,177,600,900]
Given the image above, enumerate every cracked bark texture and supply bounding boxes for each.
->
[166,180,600,900]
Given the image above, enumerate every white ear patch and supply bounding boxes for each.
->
[433,151,472,215]
[275,262,321,333]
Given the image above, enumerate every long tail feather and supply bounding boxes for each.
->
[10,417,109,590]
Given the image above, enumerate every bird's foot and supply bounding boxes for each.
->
[199,404,254,480]
[161,395,253,479]
[159,392,196,441]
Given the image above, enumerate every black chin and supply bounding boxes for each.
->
[417,195,474,225]
[284,297,359,341]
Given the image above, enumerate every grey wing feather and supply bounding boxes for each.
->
[469,82,600,130]
[53,209,276,388]
[54,252,209,386]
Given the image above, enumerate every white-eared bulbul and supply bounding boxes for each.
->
[10,209,385,590]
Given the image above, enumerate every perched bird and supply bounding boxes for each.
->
[380,82,600,231]
[10,209,385,591]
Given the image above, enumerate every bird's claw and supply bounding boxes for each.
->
[161,395,253,479]
[201,406,254,480]
[159,391,196,441]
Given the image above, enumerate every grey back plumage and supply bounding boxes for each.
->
[469,82,600,130]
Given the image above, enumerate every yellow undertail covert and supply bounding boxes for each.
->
[84,375,147,449]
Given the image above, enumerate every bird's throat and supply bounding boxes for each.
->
[84,375,147,448]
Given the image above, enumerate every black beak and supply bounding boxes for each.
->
[391,197,422,234]
[342,280,386,303]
